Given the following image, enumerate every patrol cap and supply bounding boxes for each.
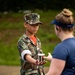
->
[51,19,74,28]
[24,13,42,25]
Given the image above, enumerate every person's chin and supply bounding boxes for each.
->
[34,30,38,33]
[33,31,37,34]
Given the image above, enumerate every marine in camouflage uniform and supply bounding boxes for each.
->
[17,13,44,75]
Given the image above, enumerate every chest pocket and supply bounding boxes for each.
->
[28,43,38,59]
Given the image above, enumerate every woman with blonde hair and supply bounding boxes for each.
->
[46,8,75,75]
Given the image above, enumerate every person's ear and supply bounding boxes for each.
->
[56,26,59,30]
[56,26,61,31]
[56,26,58,30]
[24,22,27,27]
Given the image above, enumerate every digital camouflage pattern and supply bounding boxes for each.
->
[17,34,42,75]
[24,13,42,25]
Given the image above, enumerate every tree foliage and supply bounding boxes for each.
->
[0,0,75,12]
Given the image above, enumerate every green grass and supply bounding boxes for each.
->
[0,9,64,66]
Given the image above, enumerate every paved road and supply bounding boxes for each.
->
[0,65,49,75]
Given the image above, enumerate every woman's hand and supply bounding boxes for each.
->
[44,53,52,61]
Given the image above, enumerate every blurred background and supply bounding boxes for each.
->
[0,0,75,68]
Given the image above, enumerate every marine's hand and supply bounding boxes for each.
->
[36,59,46,66]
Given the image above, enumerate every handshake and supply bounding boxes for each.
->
[36,53,52,66]
[36,53,46,66]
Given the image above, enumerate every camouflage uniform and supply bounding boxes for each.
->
[17,13,44,75]
[17,34,42,75]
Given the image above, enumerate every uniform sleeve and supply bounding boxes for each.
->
[52,44,68,61]
[17,39,32,61]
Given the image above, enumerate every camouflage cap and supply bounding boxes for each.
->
[24,13,42,25]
